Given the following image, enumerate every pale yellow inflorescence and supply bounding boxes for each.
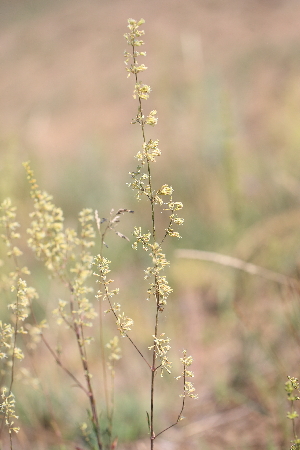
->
[148,333,172,376]
[23,162,98,335]
[0,197,41,436]
[0,388,20,434]
[176,350,198,399]
[0,322,13,361]
[23,162,72,275]
[124,18,196,403]
[106,336,122,376]
[125,18,184,248]
[93,255,133,338]
[285,376,300,448]
[1,166,103,447]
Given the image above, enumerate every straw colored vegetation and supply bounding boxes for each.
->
[1,2,300,449]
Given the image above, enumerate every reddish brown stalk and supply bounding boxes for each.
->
[5,222,21,397]
[102,273,152,370]
[39,332,88,395]
[154,364,186,439]
[69,293,102,450]
[131,36,160,450]
[56,267,103,450]
[150,301,160,450]
[99,219,117,423]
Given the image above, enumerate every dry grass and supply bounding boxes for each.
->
[1,1,300,449]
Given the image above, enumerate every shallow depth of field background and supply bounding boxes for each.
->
[1,0,300,449]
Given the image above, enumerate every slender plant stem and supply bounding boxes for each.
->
[2,224,21,448]
[107,361,116,442]
[8,299,18,397]
[40,331,88,394]
[99,227,114,421]
[150,303,160,449]
[71,306,102,450]
[102,273,152,370]
[132,34,160,450]
[9,431,13,450]
[6,223,20,397]
[99,298,110,415]
[155,367,186,439]
[58,267,103,450]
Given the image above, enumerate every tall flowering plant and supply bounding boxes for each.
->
[94,18,197,450]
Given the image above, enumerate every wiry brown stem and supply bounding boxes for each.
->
[150,301,160,449]
[76,322,102,447]
[55,268,103,450]
[101,267,152,370]
[155,364,186,439]
[132,45,160,450]
[132,46,156,243]
[99,298,110,417]
[69,291,102,450]
[131,32,160,450]
[40,332,88,394]
[5,222,21,398]
[31,267,103,448]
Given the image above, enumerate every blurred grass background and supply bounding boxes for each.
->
[1,0,300,449]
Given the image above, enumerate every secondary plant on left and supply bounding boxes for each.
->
[0,198,35,449]
[0,170,123,450]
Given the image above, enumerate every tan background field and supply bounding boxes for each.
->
[1,0,300,449]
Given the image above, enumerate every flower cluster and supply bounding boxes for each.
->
[124,18,147,77]
[0,197,40,438]
[149,333,172,376]
[69,209,97,331]
[52,299,70,327]
[176,350,198,399]
[11,279,36,325]
[115,312,134,337]
[286,377,300,404]
[285,376,300,448]
[0,322,13,361]
[0,198,30,284]
[23,163,98,335]
[0,199,38,330]
[132,231,173,308]
[93,256,119,301]
[106,336,121,376]
[124,18,183,231]
[93,255,133,338]
[24,162,76,275]
[0,388,20,434]
[136,139,161,165]
[0,198,21,244]
[133,82,151,100]
[132,227,151,251]
[7,279,38,361]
